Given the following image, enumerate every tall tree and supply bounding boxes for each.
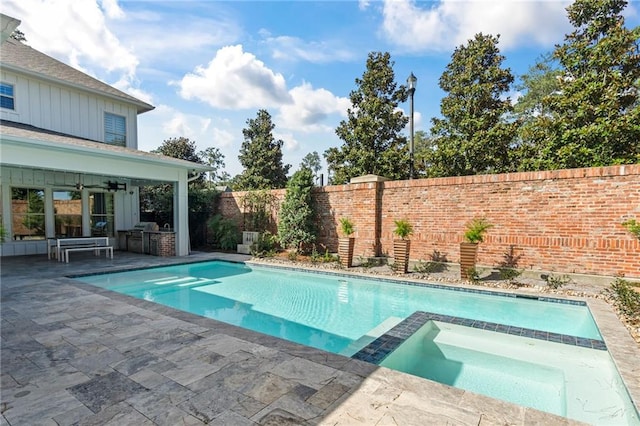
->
[277,168,316,253]
[325,52,409,184]
[427,33,518,177]
[237,109,290,190]
[300,151,322,184]
[525,0,640,169]
[198,147,226,184]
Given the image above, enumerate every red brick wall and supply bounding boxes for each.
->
[218,165,640,278]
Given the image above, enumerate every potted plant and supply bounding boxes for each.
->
[393,219,413,273]
[460,217,493,280]
[338,218,355,267]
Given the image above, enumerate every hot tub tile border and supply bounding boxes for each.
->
[352,311,608,365]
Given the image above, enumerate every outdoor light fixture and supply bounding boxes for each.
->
[407,72,417,179]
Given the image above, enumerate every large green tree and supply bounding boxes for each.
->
[325,52,409,184]
[524,0,640,169]
[237,109,290,190]
[277,168,316,253]
[427,33,518,177]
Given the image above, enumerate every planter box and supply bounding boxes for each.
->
[394,239,411,273]
[338,237,355,267]
[460,242,478,280]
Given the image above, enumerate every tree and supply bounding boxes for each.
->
[325,52,409,184]
[141,137,216,247]
[514,54,562,120]
[237,109,290,190]
[277,168,316,253]
[199,147,226,184]
[153,136,202,164]
[300,151,322,183]
[427,33,518,177]
[10,30,26,42]
[524,0,640,169]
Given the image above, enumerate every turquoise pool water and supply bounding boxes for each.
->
[381,321,639,425]
[75,260,638,424]
[75,260,601,356]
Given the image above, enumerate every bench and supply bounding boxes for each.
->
[52,237,111,262]
[63,245,113,263]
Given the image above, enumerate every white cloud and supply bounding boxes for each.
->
[263,35,354,63]
[3,0,139,78]
[177,45,292,109]
[275,132,300,153]
[100,0,125,19]
[381,0,572,52]
[277,82,350,133]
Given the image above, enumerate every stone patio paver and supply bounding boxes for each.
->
[1,251,636,425]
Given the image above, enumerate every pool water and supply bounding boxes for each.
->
[74,260,638,424]
[75,260,601,356]
[381,321,639,425]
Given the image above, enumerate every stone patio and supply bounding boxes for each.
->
[1,251,638,425]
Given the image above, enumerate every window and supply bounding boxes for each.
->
[104,113,126,146]
[89,192,114,237]
[1,82,15,110]
[11,188,45,240]
[53,190,82,237]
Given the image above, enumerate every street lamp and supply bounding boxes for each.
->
[407,72,417,179]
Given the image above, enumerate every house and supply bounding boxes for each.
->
[0,14,212,257]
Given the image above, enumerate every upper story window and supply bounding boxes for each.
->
[1,83,15,110]
[104,112,126,146]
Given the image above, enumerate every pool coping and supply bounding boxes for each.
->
[5,253,634,424]
[352,311,608,366]
[69,257,639,419]
[246,259,640,417]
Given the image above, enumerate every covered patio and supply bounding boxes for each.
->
[0,120,212,257]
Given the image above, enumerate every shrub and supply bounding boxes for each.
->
[278,169,316,253]
[606,278,640,319]
[250,231,278,257]
[207,215,239,251]
[393,219,413,240]
[463,217,493,243]
[543,273,571,289]
[339,218,355,237]
[498,245,522,282]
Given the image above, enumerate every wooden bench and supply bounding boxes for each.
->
[63,245,113,263]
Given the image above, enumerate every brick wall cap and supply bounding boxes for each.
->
[350,174,390,183]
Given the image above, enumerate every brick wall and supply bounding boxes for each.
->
[218,165,640,278]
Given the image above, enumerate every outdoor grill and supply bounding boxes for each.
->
[119,222,159,254]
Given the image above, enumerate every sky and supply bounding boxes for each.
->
[3,0,639,179]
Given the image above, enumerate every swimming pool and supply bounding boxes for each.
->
[75,260,602,356]
[74,260,638,424]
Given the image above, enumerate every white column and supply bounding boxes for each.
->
[174,175,189,256]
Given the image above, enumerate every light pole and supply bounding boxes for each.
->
[407,72,417,179]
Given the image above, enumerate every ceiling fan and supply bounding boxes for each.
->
[74,175,127,192]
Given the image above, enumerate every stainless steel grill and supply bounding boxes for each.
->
[119,222,159,253]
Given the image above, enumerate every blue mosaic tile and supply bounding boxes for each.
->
[352,309,608,365]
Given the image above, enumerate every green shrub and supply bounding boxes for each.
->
[463,218,493,243]
[393,219,413,240]
[250,231,278,257]
[606,278,640,319]
[207,215,240,250]
[339,218,355,236]
[414,260,439,273]
[498,245,522,282]
[543,273,571,289]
